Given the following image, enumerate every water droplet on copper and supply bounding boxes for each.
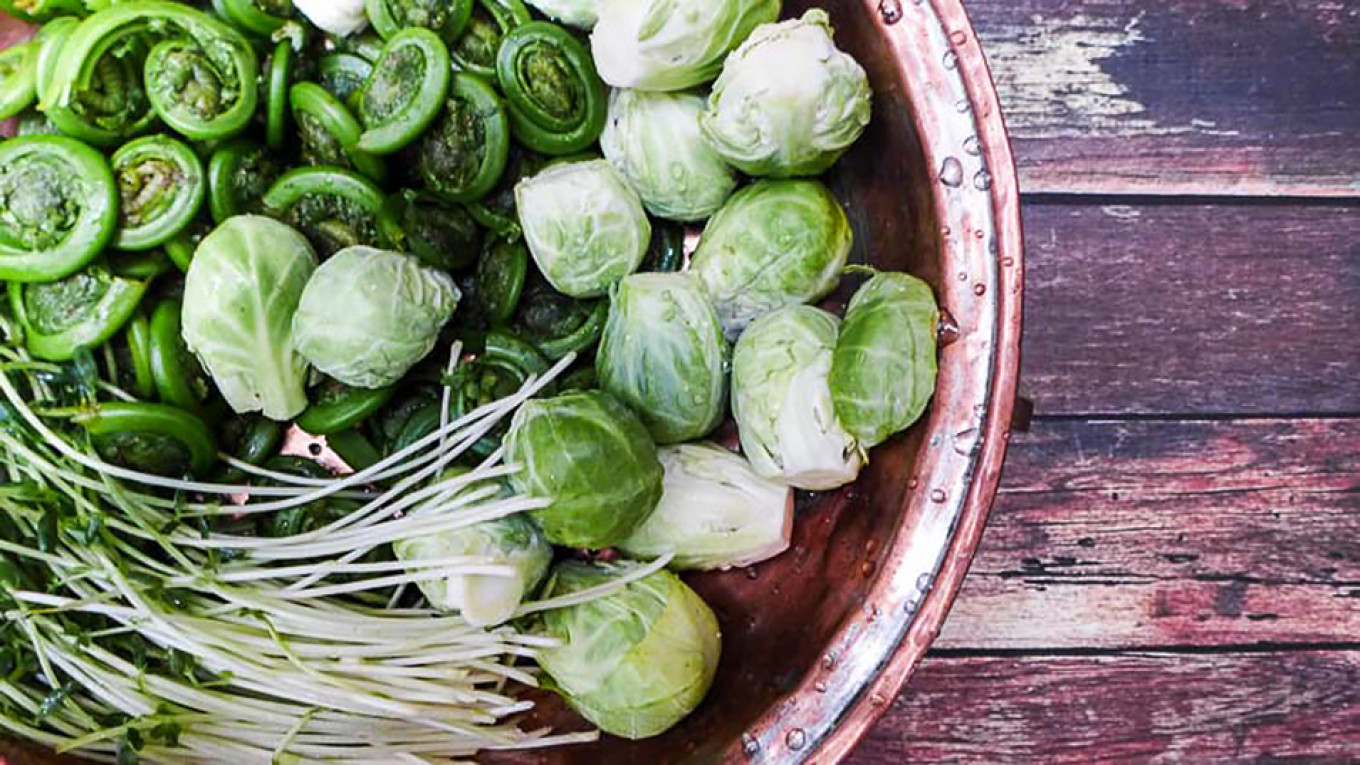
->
[973,168,993,191]
[1002,256,1016,268]
[937,308,960,345]
[878,0,902,24]
[786,729,808,750]
[745,566,759,580]
[861,560,876,577]
[742,733,761,757]
[973,283,987,296]
[941,225,952,238]
[939,157,964,187]
[917,572,934,591]
[822,653,838,671]
[949,29,968,46]
[953,428,980,456]
[956,271,968,281]
[908,477,920,489]
[955,98,971,114]
[962,135,981,156]
[870,693,889,707]
[930,488,947,503]
[942,50,958,69]
[867,605,881,623]
[814,680,828,693]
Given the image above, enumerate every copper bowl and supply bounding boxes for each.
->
[0,0,1021,762]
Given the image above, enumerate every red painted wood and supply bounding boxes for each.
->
[1020,203,1360,416]
[851,650,1360,762]
[937,417,1360,650]
[968,0,1360,196]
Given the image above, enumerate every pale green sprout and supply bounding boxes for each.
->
[515,160,651,298]
[830,272,940,448]
[690,179,852,339]
[596,272,728,444]
[731,305,862,490]
[504,390,664,548]
[525,0,599,28]
[590,0,781,91]
[291,246,461,389]
[182,215,317,421]
[601,88,737,222]
[535,561,721,739]
[700,10,872,178]
[621,442,792,570]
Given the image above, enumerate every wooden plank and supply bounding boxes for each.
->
[1020,202,1360,417]
[965,0,1360,196]
[851,650,1360,763]
[934,417,1360,651]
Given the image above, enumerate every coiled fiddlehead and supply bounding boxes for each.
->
[450,0,529,78]
[290,81,386,182]
[111,134,205,251]
[262,165,400,256]
[207,139,283,224]
[365,0,473,42]
[495,21,605,155]
[0,135,118,282]
[214,0,297,37]
[386,189,482,272]
[414,72,509,203]
[355,27,450,155]
[8,262,148,361]
[45,2,259,145]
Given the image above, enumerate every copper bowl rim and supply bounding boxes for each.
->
[722,0,1023,760]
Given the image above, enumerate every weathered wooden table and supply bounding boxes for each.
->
[853,0,1360,760]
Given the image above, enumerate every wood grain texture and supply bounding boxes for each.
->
[966,0,1360,196]
[1021,202,1360,416]
[851,650,1360,763]
[935,417,1360,651]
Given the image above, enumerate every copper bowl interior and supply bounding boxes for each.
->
[0,1,1022,763]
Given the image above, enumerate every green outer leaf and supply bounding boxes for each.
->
[596,272,728,444]
[181,215,317,421]
[504,390,662,548]
[689,179,851,339]
[829,272,939,448]
[355,27,452,155]
[536,562,721,739]
[0,135,119,283]
[496,21,607,156]
[9,265,148,362]
[110,135,206,251]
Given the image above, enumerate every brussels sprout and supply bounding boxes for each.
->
[504,390,663,548]
[524,0,597,28]
[621,442,792,570]
[731,306,861,490]
[600,89,736,222]
[291,246,461,389]
[392,474,552,627]
[700,10,872,178]
[535,561,721,739]
[294,0,369,35]
[182,216,318,421]
[515,160,650,298]
[596,272,727,444]
[830,272,939,448]
[690,179,851,339]
[590,0,780,91]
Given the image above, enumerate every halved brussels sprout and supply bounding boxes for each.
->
[291,246,461,389]
[689,179,851,339]
[731,305,861,490]
[182,216,317,421]
[601,88,736,222]
[700,10,872,178]
[596,272,728,444]
[515,160,650,298]
[392,473,552,627]
[590,0,780,91]
[524,0,596,28]
[830,272,939,448]
[504,390,663,548]
[621,442,792,570]
[535,561,721,739]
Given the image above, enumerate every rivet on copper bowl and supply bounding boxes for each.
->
[0,0,1022,761]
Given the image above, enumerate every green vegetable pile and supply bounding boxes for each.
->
[0,0,942,758]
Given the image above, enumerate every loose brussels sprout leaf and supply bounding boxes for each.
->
[524,0,597,28]
[515,160,650,298]
[535,561,721,739]
[830,272,939,448]
[621,442,792,570]
[504,390,663,548]
[600,88,736,222]
[392,475,552,627]
[690,179,851,339]
[590,0,780,91]
[731,305,861,490]
[700,10,872,178]
[596,272,728,444]
[182,216,317,421]
[292,246,461,389]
